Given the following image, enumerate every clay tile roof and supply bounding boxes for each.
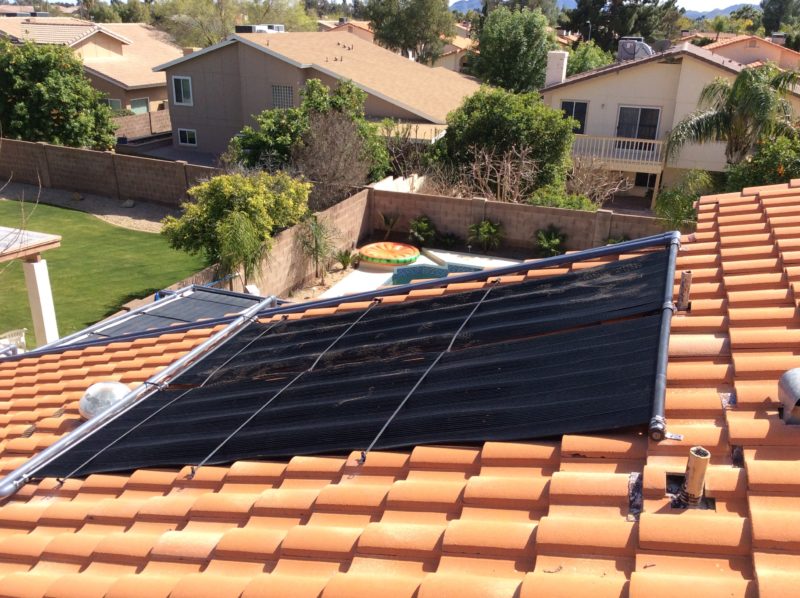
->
[3,184,800,595]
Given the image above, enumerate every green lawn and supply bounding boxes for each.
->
[0,199,205,348]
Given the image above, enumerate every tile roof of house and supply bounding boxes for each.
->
[704,33,800,59]
[541,41,748,92]
[317,19,372,32]
[3,181,800,596]
[0,17,129,46]
[156,32,481,124]
[80,23,183,89]
[0,5,34,14]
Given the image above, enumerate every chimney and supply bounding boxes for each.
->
[182,47,199,56]
[339,16,348,24]
[545,50,568,87]
[772,32,787,46]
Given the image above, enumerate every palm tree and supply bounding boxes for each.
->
[666,65,800,165]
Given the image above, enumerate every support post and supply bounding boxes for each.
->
[22,256,59,346]
[650,170,663,210]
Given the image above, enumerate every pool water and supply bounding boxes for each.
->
[391,262,481,285]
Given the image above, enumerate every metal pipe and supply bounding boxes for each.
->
[32,285,194,351]
[3,232,681,363]
[677,270,692,311]
[0,295,276,500]
[649,233,680,441]
[680,446,711,506]
[265,231,682,316]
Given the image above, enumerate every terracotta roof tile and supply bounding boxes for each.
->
[7,184,800,592]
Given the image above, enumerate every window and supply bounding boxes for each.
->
[172,76,193,106]
[178,129,197,146]
[616,106,660,140]
[130,98,149,115]
[101,98,122,111]
[561,101,587,134]
[272,85,294,109]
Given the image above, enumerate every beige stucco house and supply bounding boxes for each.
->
[154,31,480,155]
[704,34,800,70]
[0,17,183,114]
[540,42,800,205]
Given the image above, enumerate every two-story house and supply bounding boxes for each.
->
[540,42,800,208]
[0,17,183,114]
[154,31,480,155]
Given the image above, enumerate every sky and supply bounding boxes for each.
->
[676,0,759,12]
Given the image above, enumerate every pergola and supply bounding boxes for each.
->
[0,226,61,348]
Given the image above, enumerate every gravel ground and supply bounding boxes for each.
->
[0,181,179,233]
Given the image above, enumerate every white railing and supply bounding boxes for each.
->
[573,134,665,169]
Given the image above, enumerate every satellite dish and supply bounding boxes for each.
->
[79,381,130,420]
[652,39,672,52]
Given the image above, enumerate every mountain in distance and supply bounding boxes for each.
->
[683,3,761,20]
[449,1,757,18]
[450,0,576,13]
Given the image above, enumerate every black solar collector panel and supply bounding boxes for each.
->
[36,250,669,478]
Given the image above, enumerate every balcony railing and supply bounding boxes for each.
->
[573,134,665,171]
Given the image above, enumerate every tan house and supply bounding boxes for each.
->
[317,18,375,43]
[704,34,800,70]
[540,42,800,206]
[0,17,183,114]
[154,31,480,155]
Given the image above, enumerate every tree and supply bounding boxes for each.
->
[666,65,799,165]
[472,7,554,92]
[567,41,613,76]
[762,0,796,35]
[161,171,310,283]
[366,0,455,64]
[0,41,116,150]
[227,79,388,182]
[726,135,800,190]
[297,215,337,283]
[292,111,372,210]
[111,0,150,23]
[436,87,575,188]
[567,0,679,53]
[150,0,244,47]
[730,4,763,33]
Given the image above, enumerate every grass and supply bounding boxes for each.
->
[0,199,205,348]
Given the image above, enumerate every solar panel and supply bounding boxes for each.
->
[36,251,671,479]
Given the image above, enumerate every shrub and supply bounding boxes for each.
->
[606,235,630,245]
[297,215,337,283]
[468,219,504,252]
[534,224,567,257]
[409,215,437,246]
[528,186,597,211]
[655,170,713,231]
[335,249,354,270]
[726,136,800,191]
[161,171,310,283]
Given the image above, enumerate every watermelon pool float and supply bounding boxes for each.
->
[358,242,420,265]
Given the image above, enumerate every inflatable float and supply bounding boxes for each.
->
[358,242,420,266]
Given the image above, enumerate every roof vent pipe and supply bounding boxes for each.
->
[778,369,800,424]
[676,270,692,311]
[680,446,710,506]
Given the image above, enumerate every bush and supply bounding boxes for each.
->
[468,219,504,252]
[528,186,597,211]
[161,171,309,283]
[335,249,354,270]
[409,215,437,246]
[534,224,567,257]
[655,170,713,231]
[726,136,800,191]
[436,87,575,189]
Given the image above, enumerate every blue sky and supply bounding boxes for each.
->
[677,0,759,12]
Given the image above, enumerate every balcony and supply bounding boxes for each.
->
[573,135,665,174]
